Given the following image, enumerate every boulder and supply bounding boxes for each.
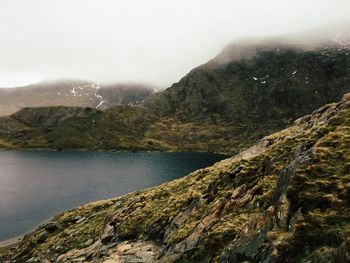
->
[44,222,58,233]
[37,231,49,243]
[342,92,350,102]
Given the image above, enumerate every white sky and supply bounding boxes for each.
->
[0,0,349,87]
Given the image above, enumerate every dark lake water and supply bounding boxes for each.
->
[0,150,225,241]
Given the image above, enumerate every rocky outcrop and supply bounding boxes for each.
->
[2,96,349,262]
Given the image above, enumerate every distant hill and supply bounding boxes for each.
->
[0,80,154,116]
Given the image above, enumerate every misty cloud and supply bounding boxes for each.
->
[0,0,349,87]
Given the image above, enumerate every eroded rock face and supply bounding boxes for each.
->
[2,97,350,263]
[56,241,160,263]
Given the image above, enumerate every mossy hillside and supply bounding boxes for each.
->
[0,105,277,154]
[0,106,163,151]
[1,198,119,260]
[4,98,349,262]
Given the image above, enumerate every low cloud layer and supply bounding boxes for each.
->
[0,0,349,87]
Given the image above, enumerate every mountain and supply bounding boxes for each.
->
[2,94,349,262]
[0,32,349,154]
[143,40,350,151]
[0,80,154,116]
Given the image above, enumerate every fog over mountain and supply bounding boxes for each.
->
[0,0,349,87]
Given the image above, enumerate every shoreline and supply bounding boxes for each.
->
[0,235,23,251]
[0,145,232,156]
[0,217,53,251]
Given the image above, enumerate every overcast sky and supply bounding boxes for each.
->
[0,0,349,87]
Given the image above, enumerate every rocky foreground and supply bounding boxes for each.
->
[1,94,350,262]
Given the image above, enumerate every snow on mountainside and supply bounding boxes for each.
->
[0,80,155,116]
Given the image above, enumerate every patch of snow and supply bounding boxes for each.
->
[71,88,77,96]
[260,80,266,84]
[253,77,258,80]
[292,70,297,75]
[96,100,104,109]
[91,83,101,90]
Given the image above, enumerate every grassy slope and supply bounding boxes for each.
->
[3,97,349,262]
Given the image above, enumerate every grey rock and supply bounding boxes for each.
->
[44,222,58,233]
[37,231,49,243]
[101,224,114,244]
[76,217,86,224]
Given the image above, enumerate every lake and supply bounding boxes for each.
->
[0,150,226,241]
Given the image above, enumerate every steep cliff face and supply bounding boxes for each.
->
[144,46,350,151]
[2,95,349,262]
